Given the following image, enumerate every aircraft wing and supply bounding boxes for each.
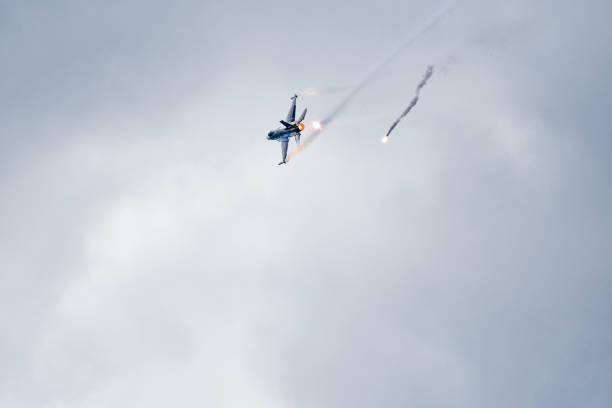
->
[280,139,289,163]
[286,95,297,122]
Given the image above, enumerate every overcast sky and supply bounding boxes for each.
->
[1,0,612,407]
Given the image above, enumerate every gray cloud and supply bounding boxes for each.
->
[1,0,611,407]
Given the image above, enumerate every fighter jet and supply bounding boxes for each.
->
[267,94,307,165]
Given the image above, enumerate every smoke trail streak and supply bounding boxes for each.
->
[299,87,349,97]
[287,0,458,162]
[385,65,434,139]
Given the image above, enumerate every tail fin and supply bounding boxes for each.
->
[296,108,307,123]
[286,94,298,122]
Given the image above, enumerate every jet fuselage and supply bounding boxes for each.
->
[267,126,299,141]
[267,94,307,164]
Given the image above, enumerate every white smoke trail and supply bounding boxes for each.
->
[384,65,434,139]
[287,0,458,162]
[299,87,349,97]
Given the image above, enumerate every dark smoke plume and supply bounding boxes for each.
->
[385,65,434,138]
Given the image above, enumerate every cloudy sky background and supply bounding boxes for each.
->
[1,0,611,406]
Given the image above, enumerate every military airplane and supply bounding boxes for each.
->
[267,94,307,165]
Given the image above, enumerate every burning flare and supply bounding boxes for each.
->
[298,122,305,131]
[312,120,323,130]
[381,135,389,144]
